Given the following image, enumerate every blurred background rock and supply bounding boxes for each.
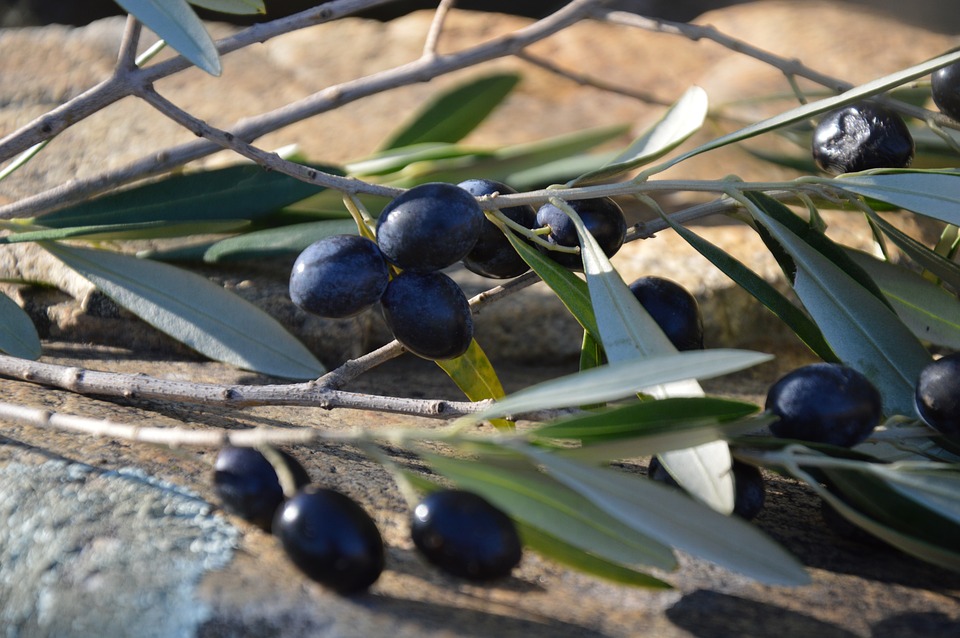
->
[1,0,959,32]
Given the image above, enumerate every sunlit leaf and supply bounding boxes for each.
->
[469,349,772,422]
[524,447,811,586]
[381,74,520,150]
[43,243,324,379]
[743,193,931,415]
[571,86,708,185]
[189,0,264,14]
[552,197,735,513]
[845,248,960,348]
[434,340,509,430]
[0,292,41,360]
[659,209,837,362]
[34,164,333,228]
[115,0,221,75]
[835,171,960,224]
[202,219,359,262]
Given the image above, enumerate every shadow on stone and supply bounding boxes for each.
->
[666,590,857,638]
[871,611,960,637]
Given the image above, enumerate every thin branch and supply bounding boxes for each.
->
[116,15,143,73]
[594,9,960,131]
[0,0,602,219]
[516,51,671,106]
[422,0,457,59]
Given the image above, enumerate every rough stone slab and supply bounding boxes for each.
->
[0,344,958,636]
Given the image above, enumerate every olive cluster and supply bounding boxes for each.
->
[290,179,633,361]
[213,446,523,593]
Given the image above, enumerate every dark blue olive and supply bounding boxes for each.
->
[213,446,310,531]
[457,179,536,279]
[376,182,484,272]
[380,271,473,360]
[915,353,960,439]
[628,276,704,351]
[411,490,522,580]
[932,62,960,121]
[765,363,882,448]
[535,197,626,270]
[273,486,384,593]
[812,103,914,174]
[289,235,389,318]
[648,457,766,520]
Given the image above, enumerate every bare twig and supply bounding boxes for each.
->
[422,0,457,59]
[115,15,143,73]
[0,0,602,219]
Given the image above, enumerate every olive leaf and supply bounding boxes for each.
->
[43,243,324,379]
[570,85,709,185]
[522,446,811,586]
[114,0,221,76]
[189,0,264,14]
[551,197,735,514]
[0,292,42,360]
[202,219,359,263]
[742,192,931,416]
[864,210,960,290]
[434,340,510,431]
[834,171,960,225]
[845,248,960,349]
[34,164,332,228]
[380,74,521,150]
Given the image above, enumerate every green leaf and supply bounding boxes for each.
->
[202,219,359,262]
[114,0,221,76]
[43,243,324,379]
[189,0,264,14]
[503,230,600,339]
[516,524,673,588]
[571,86,708,185]
[346,144,487,178]
[650,49,960,176]
[0,292,41,359]
[551,197,736,513]
[524,447,811,586]
[380,74,521,150]
[579,330,604,372]
[534,397,759,442]
[33,164,333,228]
[422,453,678,570]
[845,248,960,349]
[865,211,960,290]
[743,192,931,415]
[470,349,772,422]
[835,171,960,224]
[0,220,249,244]
[871,464,960,526]
[659,209,837,362]
[434,340,509,430]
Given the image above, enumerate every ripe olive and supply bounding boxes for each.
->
[458,178,537,279]
[811,102,914,174]
[380,271,473,360]
[628,276,704,351]
[915,353,960,439]
[213,445,310,531]
[535,197,627,270]
[289,235,390,319]
[411,489,522,580]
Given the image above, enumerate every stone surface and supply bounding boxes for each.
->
[1,3,960,636]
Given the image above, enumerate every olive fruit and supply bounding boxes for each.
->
[213,445,310,531]
[915,353,960,438]
[811,103,914,174]
[765,363,883,448]
[628,276,704,351]
[411,489,522,580]
[535,197,627,270]
[375,182,484,272]
[457,179,537,279]
[932,61,960,121]
[273,486,385,593]
[648,457,766,520]
[380,271,473,360]
[289,235,390,318]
